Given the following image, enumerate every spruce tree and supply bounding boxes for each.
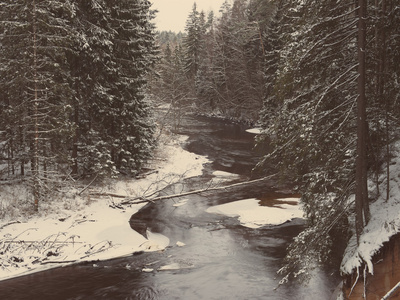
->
[0,0,75,210]
[183,3,204,83]
[106,0,158,174]
[67,0,116,176]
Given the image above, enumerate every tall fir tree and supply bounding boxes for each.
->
[183,3,205,84]
[0,0,76,210]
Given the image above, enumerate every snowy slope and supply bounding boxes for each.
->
[0,135,209,281]
[341,141,400,275]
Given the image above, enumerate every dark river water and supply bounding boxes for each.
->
[0,114,341,299]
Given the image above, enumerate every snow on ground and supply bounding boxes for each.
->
[206,197,303,228]
[340,141,400,276]
[113,135,207,199]
[0,135,209,281]
[211,170,240,185]
[212,170,238,178]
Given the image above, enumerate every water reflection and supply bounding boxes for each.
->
[257,191,301,207]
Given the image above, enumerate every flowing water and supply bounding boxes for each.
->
[0,114,341,299]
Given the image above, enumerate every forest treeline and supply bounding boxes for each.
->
[0,0,158,210]
[151,1,267,121]
[151,0,400,282]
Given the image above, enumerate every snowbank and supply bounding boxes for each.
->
[340,141,400,275]
[245,127,263,134]
[0,136,209,281]
[206,197,303,228]
[211,170,240,185]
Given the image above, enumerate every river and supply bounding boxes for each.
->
[0,114,341,299]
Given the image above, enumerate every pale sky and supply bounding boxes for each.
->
[150,0,229,33]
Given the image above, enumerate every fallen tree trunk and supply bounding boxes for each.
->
[90,192,128,199]
[119,174,278,205]
[381,281,400,300]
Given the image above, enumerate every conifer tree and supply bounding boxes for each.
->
[104,0,157,174]
[1,0,75,210]
[67,0,116,176]
[0,0,159,210]
[183,3,204,83]
[207,0,264,119]
[256,0,400,283]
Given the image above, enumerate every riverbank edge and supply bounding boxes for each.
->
[0,133,210,282]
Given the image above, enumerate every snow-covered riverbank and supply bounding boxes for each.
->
[341,140,400,275]
[0,135,209,281]
[0,128,308,282]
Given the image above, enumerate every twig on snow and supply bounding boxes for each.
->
[0,221,21,230]
[78,173,99,195]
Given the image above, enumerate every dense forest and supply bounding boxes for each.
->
[0,0,158,210]
[1,0,399,288]
[150,0,400,283]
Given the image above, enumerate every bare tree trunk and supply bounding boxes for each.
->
[32,0,40,212]
[20,125,25,176]
[381,0,390,202]
[72,104,79,175]
[355,0,369,241]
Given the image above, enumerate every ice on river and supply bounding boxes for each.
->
[246,127,263,134]
[173,199,189,207]
[206,197,303,228]
[158,262,193,271]
[145,229,170,250]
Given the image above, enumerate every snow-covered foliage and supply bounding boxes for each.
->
[0,0,159,187]
[255,0,400,285]
[341,141,400,275]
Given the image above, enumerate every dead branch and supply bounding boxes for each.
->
[2,240,84,244]
[89,192,128,198]
[78,173,99,195]
[40,260,78,265]
[0,221,21,230]
[4,228,37,253]
[121,174,277,205]
[135,169,159,179]
[80,241,113,259]
[89,170,193,202]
